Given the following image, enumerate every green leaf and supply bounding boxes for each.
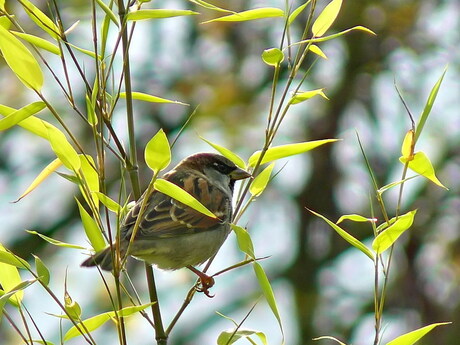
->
[289,88,329,104]
[0,247,31,270]
[336,214,376,224]
[95,0,119,27]
[145,128,171,173]
[231,224,255,259]
[217,329,268,345]
[372,210,417,254]
[248,139,338,167]
[288,1,310,25]
[309,44,328,59]
[312,0,342,37]
[26,230,86,250]
[154,179,217,219]
[292,25,376,46]
[0,25,43,90]
[400,151,447,189]
[76,199,106,252]
[20,0,60,39]
[313,336,348,345]
[415,67,447,143]
[253,262,284,340]
[200,136,246,169]
[93,192,121,214]
[249,163,274,197]
[46,125,81,171]
[202,8,284,23]
[0,101,46,131]
[34,255,50,286]
[262,48,284,66]
[0,279,37,313]
[64,303,154,341]
[79,155,100,209]
[64,292,82,320]
[11,31,61,55]
[189,0,234,13]
[0,244,25,306]
[126,9,199,21]
[309,209,375,261]
[120,91,188,105]
[385,322,451,345]
[377,176,418,195]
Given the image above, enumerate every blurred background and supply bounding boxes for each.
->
[1,0,459,344]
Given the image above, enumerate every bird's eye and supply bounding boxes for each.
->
[213,162,231,174]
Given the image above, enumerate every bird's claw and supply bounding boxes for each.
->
[195,275,215,298]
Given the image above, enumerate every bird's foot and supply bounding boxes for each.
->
[187,266,215,298]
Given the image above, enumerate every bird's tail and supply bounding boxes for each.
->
[81,245,125,271]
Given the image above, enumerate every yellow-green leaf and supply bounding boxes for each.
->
[289,88,329,104]
[154,179,217,219]
[312,0,342,37]
[95,0,119,27]
[377,176,418,195]
[34,255,50,286]
[76,199,106,252]
[249,163,274,197]
[11,31,61,55]
[231,224,255,259]
[15,158,62,202]
[401,129,415,161]
[126,9,199,21]
[217,329,268,345]
[372,210,417,254]
[79,155,99,209]
[336,214,376,224]
[249,139,339,167]
[0,244,24,306]
[386,322,451,345]
[0,248,31,270]
[46,125,81,171]
[400,151,447,189]
[292,26,375,46]
[262,48,284,66]
[120,91,188,105]
[64,303,154,341]
[313,336,348,345]
[288,1,310,25]
[309,44,327,59]
[26,230,86,250]
[145,129,171,173]
[202,8,284,24]
[0,279,36,313]
[93,192,121,214]
[0,101,46,131]
[0,25,43,90]
[309,209,375,261]
[64,292,82,320]
[200,136,246,169]
[189,0,234,13]
[20,0,60,39]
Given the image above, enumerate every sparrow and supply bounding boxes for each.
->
[81,152,251,296]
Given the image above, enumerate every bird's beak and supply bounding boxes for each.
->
[230,167,252,180]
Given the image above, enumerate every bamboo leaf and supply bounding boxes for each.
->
[202,8,284,23]
[145,129,171,173]
[11,31,61,55]
[401,129,415,161]
[249,139,338,167]
[231,224,255,259]
[0,101,46,131]
[0,25,43,90]
[34,255,50,286]
[79,155,99,209]
[385,322,451,345]
[312,0,342,37]
[120,91,188,105]
[217,329,268,345]
[309,209,375,260]
[26,230,86,250]
[249,163,274,197]
[288,1,310,25]
[309,44,328,59]
[0,247,31,270]
[95,0,119,27]
[372,210,417,254]
[127,9,199,21]
[400,151,447,189]
[46,125,81,171]
[93,192,121,214]
[262,48,284,66]
[20,0,60,39]
[200,136,246,169]
[154,179,217,219]
[313,336,348,345]
[76,199,106,252]
[289,88,329,104]
[336,214,376,224]
[0,244,24,306]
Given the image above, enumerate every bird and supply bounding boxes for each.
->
[81,152,251,296]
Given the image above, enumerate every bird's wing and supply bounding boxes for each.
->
[121,170,231,240]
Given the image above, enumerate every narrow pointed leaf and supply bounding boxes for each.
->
[202,8,284,23]
[0,279,36,312]
[79,155,99,209]
[372,210,417,254]
[120,91,188,105]
[312,0,342,37]
[26,230,86,250]
[290,88,329,104]
[0,244,24,306]
[20,0,60,39]
[250,163,274,196]
[288,1,310,25]
[400,151,447,189]
[313,336,348,345]
[415,67,447,143]
[127,9,199,21]
[336,214,376,224]
[189,0,234,13]
[200,136,246,168]
[231,224,255,259]
[309,209,375,260]
[0,25,43,90]
[64,303,154,341]
[154,179,217,219]
[64,292,82,320]
[145,129,171,173]
[95,0,119,27]
[292,26,376,46]
[249,139,338,167]
[11,31,61,55]
[34,255,50,286]
[309,44,328,59]
[218,329,268,345]
[46,125,81,171]
[377,176,418,195]
[93,192,121,214]
[76,199,106,252]
[0,101,45,131]
[0,248,31,269]
[386,322,451,345]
